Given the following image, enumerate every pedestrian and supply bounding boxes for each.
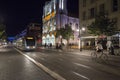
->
[110,44,114,55]
[106,40,112,51]
[44,43,46,48]
[50,43,52,48]
[56,43,58,49]
[106,40,114,55]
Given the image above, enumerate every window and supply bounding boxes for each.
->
[70,22,72,25]
[99,4,105,13]
[75,23,79,29]
[112,0,118,12]
[82,11,86,20]
[89,8,95,18]
[90,0,95,4]
[112,18,118,28]
[83,0,86,7]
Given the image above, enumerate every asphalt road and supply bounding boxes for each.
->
[25,48,120,80]
[0,46,120,80]
[0,46,55,80]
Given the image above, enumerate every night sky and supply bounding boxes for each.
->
[0,0,78,36]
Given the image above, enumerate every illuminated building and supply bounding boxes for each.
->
[42,0,79,48]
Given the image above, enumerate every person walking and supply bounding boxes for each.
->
[106,40,114,55]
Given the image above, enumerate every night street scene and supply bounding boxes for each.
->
[0,0,120,80]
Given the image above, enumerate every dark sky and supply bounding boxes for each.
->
[0,0,78,36]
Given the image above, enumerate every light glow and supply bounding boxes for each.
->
[82,27,85,31]
[59,0,64,10]
[62,0,64,10]
[27,37,33,39]
[26,46,30,49]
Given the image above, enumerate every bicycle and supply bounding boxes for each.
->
[91,49,108,62]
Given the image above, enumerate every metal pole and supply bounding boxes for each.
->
[115,31,120,48]
[79,27,85,51]
[80,38,82,51]
[79,28,82,51]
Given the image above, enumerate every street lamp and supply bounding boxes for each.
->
[79,27,85,51]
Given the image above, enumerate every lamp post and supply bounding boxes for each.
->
[117,31,120,48]
[79,27,85,51]
[114,31,120,48]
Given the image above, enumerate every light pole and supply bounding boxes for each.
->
[79,27,85,51]
[114,31,120,48]
[117,31,120,48]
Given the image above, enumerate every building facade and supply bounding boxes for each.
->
[79,0,120,48]
[42,0,79,48]
[27,23,42,46]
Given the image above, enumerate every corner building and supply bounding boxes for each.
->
[42,0,79,48]
[79,0,120,48]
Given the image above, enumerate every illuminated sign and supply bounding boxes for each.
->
[27,37,33,39]
[51,11,55,17]
[44,11,56,21]
[44,14,51,21]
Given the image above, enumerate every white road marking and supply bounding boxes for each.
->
[14,48,66,80]
[73,71,90,80]
[73,62,92,69]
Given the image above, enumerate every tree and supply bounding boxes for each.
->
[87,12,119,49]
[87,12,118,36]
[0,24,7,39]
[56,24,74,47]
[0,24,5,32]
[62,24,74,41]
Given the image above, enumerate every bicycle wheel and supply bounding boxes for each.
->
[101,53,108,61]
[91,51,97,60]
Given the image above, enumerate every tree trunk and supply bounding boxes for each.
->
[66,39,69,50]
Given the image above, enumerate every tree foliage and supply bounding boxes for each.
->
[56,24,74,41]
[0,24,5,31]
[87,12,118,36]
[0,24,7,39]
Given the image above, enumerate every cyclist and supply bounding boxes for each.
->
[96,41,103,53]
[91,41,108,61]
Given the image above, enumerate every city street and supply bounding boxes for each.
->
[0,46,55,80]
[0,45,120,80]
[0,0,120,80]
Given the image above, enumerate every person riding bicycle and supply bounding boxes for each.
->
[91,41,108,61]
[96,41,103,52]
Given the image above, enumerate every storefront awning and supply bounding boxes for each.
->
[81,36,98,39]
